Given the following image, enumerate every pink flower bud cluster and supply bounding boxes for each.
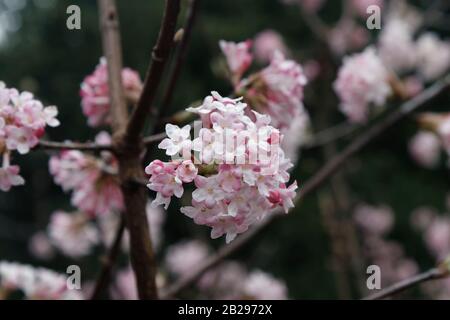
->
[333,47,392,124]
[49,132,124,216]
[0,82,60,191]
[146,92,298,243]
[0,262,83,300]
[80,58,142,127]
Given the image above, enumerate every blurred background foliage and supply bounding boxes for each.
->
[0,0,448,299]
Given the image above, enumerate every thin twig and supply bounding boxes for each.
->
[37,140,112,152]
[143,132,168,146]
[363,268,445,300]
[125,0,181,143]
[90,217,126,300]
[161,75,450,298]
[303,122,358,149]
[158,0,200,122]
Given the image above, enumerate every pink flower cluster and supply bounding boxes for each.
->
[80,58,142,127]
[146,92,298,243]
[48,210,100,258]
[49,132,124,216]
[165,239,288,299]
[219,40,253,85]
[0,261,83,300]
[220,40,308,131]
[0,82,60,191]
[333,47,392,123]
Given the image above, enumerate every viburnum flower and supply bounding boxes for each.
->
[158,124,192,157]
[0,164,25,192]
[49,132,124,216]
[241,51,308,130]
[408,131,441,169]
[415,33,450,81]
[437,116,450,154]
[378,20,417,73]
[80,57,142,127]
[333,47,392,123]
[48,210,100,258]
[0,82,59,191]
[146,92,298,242]
[0,262,83,300]
[219,40,253,85]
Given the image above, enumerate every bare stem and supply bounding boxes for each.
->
[158,0,200,122]
[37,140,112,152]
[161,75,450,298]
[363,268,445,300]
[125,0,181,143]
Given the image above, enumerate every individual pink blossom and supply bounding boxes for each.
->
[333,47,392,123]
[80,58,142,127]
[158,124,192,157]
[48,210,99,258]
[146,160,184,209]
[253,30,288,64]
[219,40,253,84]
[0,165,25,191]
[243,270,288,300]
[408,131,441,169]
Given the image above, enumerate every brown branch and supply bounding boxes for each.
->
[37,140,113,152]
[90,217,126,300]
[98,0,162,300]
[158,0,200,122]
[363,268,445,300]
[161,75,450,298]
[98,0,128,135]
[125,0,181,143]
[98,0,181,300]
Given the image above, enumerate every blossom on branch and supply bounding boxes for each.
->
[80,58,142,127]
[146,92,298,243]
[333,47,392,123]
